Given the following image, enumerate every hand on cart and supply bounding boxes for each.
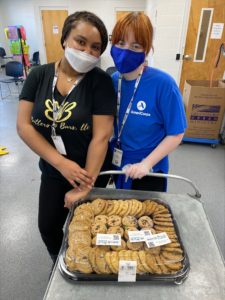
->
[64,185,92,209]
[123,161,151,180]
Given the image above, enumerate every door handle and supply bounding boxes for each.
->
[183,54,193,61]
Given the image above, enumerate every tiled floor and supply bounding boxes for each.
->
[0,80,224,299]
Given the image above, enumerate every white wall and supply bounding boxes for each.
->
[33,0,146,70]
[0,0,190,82]
[70,0,146,71]
[0,6,8,51]
[0,0,39,57]
[146,0,190,83]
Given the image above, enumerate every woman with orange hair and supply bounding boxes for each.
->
[109,12,187,191]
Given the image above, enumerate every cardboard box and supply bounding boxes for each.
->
[183,80,225,140]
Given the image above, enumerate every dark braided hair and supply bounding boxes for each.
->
[61,11,108,54]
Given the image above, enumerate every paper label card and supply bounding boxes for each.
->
[145,232,171,248]
[53,25,59,34]
[51,135,67,155]
[96,234,121,246]
[210,23,224,39]
[128,229,153,243]
[128,230,146,242]
[118,260,137,282]
[112,148,123,167]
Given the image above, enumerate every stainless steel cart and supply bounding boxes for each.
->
[43,172,225,300]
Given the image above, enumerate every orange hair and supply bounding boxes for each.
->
[111,12,153,54]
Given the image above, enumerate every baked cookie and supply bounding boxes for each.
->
[74,203,94,215]
[138,216,153,228]
[73,213,93,225]
[126,241,143,251]
[162,247,183,254]
[115,200,126,217]
[136,201,146,218]
[91,222,107,236]
[119,200,130,217]
[124,199,133,216]
[104,251,114,273]
[107,215,122,227]
[111,239,127,251]
[130,250,145,273]
[107,226,124,237]
[154,225,176,233]
[153,208,170,217]
[68,231,92,247]
[153,215,173,221]
[95,247,111,274]
[94,215,108,224]
[65,246,77,271]
[144,200,158,215]
[162,242,181,249]
[161,250,183,262]
[138,250,153,273]
[122,216,138,227]
[69,245,93,273]
[154,254,170,274]
[110,251,119,273]
[118,249,131,261]
[100,201,109,215]
[154,204,168,211]
[144,244,161,255]
[91,198,107,215]
[69,220,91,233]
[160,254,182,271]
[106,200,114,215]
[129,199,141,216]
[153,220,174,227]
[145,253,162,274]
[88,247,101,274]
[107,200,120,216]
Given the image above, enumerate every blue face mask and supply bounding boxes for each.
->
[110,45,145,74]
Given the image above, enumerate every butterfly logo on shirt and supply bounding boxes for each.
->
[44,99,77,122]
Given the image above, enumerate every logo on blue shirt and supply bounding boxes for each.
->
[131,100,151,117]
[137,100,146,111]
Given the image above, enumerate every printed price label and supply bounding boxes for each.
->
[96,234,121,246]
[118,260,137,282]
[128,230,153,243]
[142,229,153,238]
[145,232,171,248]
[128,230,146,242]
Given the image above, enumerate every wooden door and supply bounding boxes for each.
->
[41,10,68,63]
[180,0,225,91]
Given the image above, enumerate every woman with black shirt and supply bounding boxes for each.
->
[17,11,116,263]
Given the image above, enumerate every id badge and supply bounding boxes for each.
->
[51,135,67,155]
[112,147,123,167]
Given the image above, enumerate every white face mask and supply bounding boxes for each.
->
[65,46,100,73]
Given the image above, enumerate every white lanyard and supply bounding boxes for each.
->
[116,67,143,146]
[51,68,83,136]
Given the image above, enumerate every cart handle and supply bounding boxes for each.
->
[99,171,201,199]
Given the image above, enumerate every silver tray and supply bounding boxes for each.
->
[58,188,190,284]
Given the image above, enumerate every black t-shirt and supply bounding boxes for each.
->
[19,63,116,177]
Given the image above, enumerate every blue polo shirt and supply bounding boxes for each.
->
[111,66,187,176]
